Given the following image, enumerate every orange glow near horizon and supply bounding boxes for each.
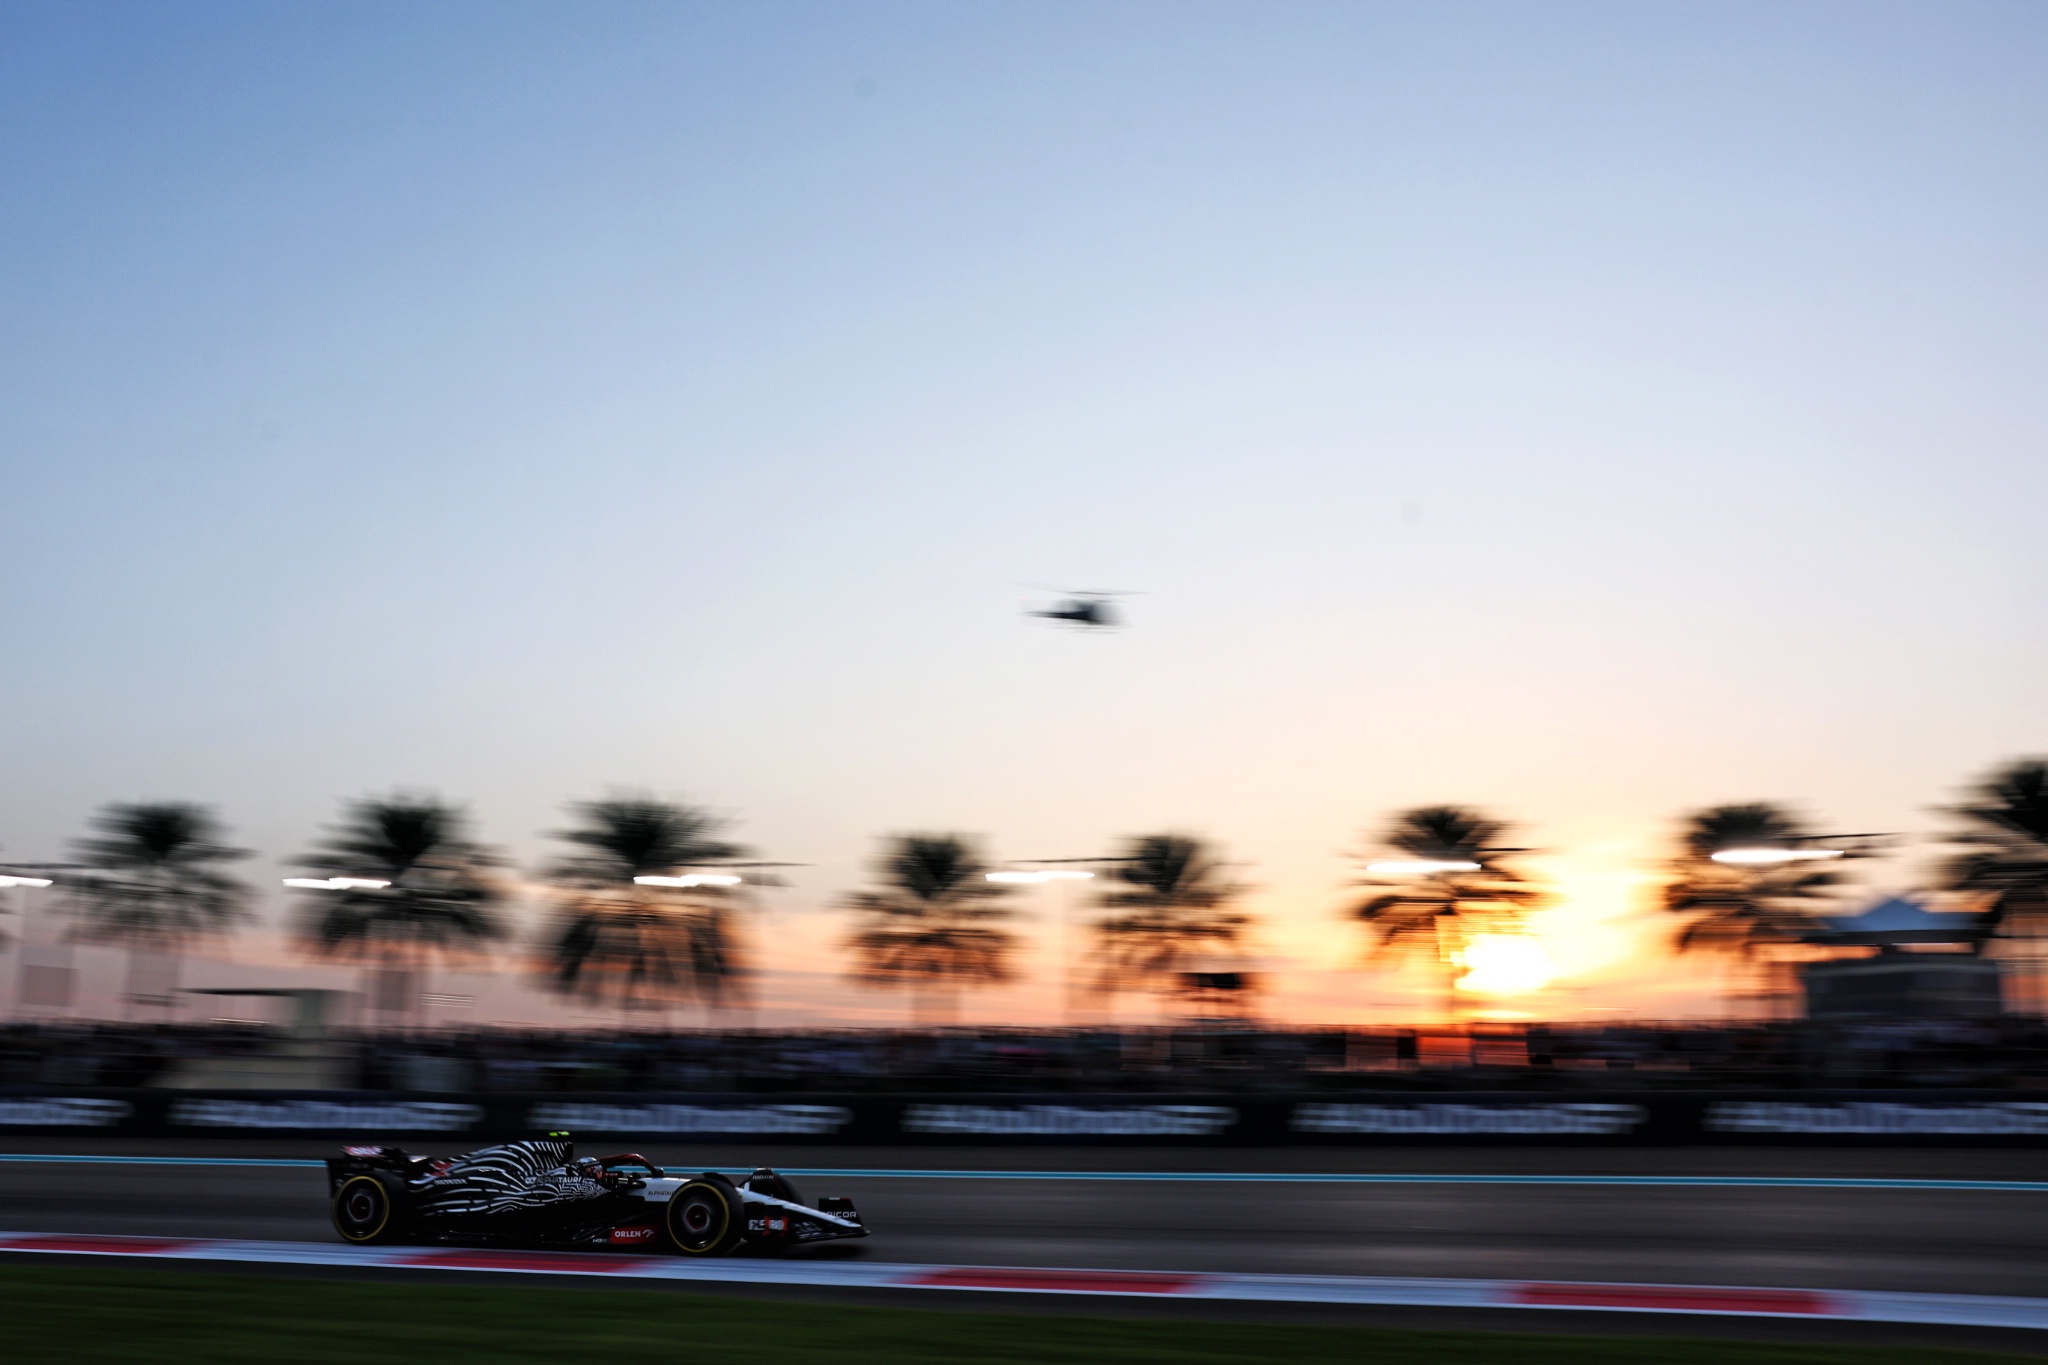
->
[29,828,1749,1028]
[1455,934,1555,995]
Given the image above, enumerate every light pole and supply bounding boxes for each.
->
[284,877,407,1022]
[629,862,803,1028]
[988,857,1141,1028]
[986,869,1094,1027]
[3,865,74,1020]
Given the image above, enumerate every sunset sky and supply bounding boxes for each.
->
[2,1,2044,1027]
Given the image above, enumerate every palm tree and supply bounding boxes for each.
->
[844,834,1019,1026]
[1661,803,1853,1018]
[1940,759,2048,1016]
[1349,806,1540,1024]
[542,795,755,1021]
[63,802,251,1017]
[1091,834,1250,1018]
[295,795,505,1024]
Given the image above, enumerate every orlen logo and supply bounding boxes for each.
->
[608,1226,656,1245]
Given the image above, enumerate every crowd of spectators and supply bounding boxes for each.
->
[3,1018,2046,1092]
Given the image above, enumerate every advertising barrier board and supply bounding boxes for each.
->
[1,1089,2044,1145]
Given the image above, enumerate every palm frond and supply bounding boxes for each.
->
[538,795,755,1009]
[549,794,746,885]
[1937,761,2048,940]
[1661,802,1846,963]
[64,802,251,950]
[293,795,506,965]
[843,834,1019,991]
[1348,806,1542,963]
[1090,834,1251,996]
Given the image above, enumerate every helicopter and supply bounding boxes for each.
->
[1025,590,1126,629]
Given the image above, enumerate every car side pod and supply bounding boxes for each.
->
[665,1172,745,1256]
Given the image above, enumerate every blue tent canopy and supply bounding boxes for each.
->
[1815,895,1983,946]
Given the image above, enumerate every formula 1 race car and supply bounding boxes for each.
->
[325,1137,866,1256]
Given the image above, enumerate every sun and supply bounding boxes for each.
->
[1455,935,1556,997]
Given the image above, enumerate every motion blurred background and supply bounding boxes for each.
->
[2,0,2044,1038]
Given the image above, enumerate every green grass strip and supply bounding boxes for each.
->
[0,1264,2034,1365]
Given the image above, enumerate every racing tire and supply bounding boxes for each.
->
[665,1173,744,1256]
[332,1172,409,1246]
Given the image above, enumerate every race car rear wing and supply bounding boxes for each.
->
[324,1145,435,1194]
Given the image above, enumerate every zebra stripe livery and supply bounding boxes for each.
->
[322,1140,868,1254]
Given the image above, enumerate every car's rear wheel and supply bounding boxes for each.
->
[665,1174,744,1255]
[332,1172,407,1245]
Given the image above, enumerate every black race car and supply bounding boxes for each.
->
[325,1137,867,1255]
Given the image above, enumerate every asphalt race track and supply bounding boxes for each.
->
[3,1144,2045,1298]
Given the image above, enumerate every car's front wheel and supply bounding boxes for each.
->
[332,1172,408,1245]
[665,1174,744,1255]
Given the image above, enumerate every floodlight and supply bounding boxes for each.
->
[1366,859,1482,875]
[633,874,743,888]
[1710,848,1846,866]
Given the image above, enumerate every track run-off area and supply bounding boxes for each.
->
[4,1144,2046,1330]
[8,1229,2048,1333]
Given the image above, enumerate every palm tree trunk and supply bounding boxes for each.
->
[2021,922,2048,1019]
[367,942,412,1033]
[122,946,180,1021]
[1432,913,1462,1027]
[1750,956,1783,1021]
[410,937,429,1033]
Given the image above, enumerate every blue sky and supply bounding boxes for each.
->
[2,1,2044,1023]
